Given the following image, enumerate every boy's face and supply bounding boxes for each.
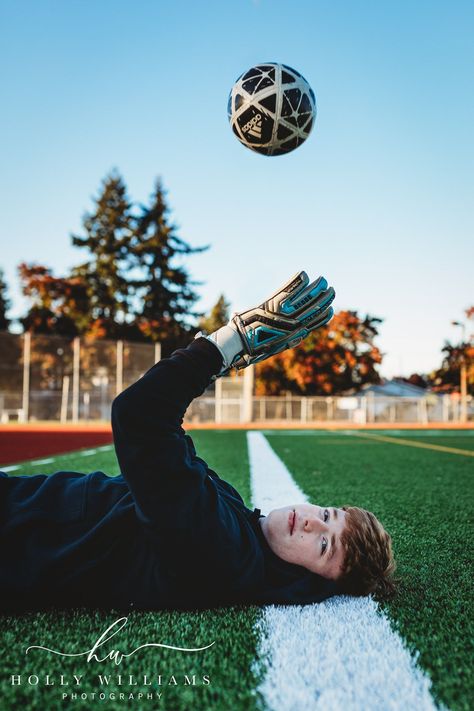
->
[260,503,347,580]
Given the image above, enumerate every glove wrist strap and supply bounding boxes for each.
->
[202,324,244,374]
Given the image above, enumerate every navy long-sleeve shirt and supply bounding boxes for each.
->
[0,338,337,612]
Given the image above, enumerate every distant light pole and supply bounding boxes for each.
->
[451,320,467,423]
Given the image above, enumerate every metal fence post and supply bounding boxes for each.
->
[72,337,80,422]
[60,375,70,423]
[327,397,334,421]
[442,395,449,422]
[301,397,307,423]
[83,392,90,421]
[242,365,254,422]
[421,398,428,424]
[21,332,31,422]
[116,340,124,395]
[215,377,222,424]
[367,393,375,423]
[460,362,468,423]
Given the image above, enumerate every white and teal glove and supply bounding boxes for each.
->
[199,270,335,377]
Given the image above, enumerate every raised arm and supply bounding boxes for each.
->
[111,337,222,530]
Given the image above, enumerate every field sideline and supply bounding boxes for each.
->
[1,429,472,710]
[1,421,472,466]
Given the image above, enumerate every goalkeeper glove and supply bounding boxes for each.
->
[200,270,335,377]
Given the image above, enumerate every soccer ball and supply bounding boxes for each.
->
[227,63,316,156]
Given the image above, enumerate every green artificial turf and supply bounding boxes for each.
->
[1,432,263,711]
[266,430,474,711]
[2,429,473,711]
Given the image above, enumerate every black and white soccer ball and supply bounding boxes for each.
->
[227,63,316,156]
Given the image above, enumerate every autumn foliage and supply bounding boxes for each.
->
[18,264,89,336]
[255,310,383,395]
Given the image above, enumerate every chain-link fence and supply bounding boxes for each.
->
[185,392,471,424]
[0,332,159,422]
[0,331,471,424]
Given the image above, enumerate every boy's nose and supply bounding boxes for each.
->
[304,516,328,533]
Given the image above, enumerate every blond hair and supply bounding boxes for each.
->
[338,506,397,600]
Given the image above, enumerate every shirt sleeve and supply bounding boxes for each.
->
[111,337,224,531]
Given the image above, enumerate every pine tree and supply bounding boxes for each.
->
[130,179,208,351]
[0,268,11,331]
[199,294,230,334]
[71,171,133,338]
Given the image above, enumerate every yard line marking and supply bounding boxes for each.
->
[96,445,113,451]
[80,449,97,456]
[247,431,439,711]
[348,431,474,457]
[373,429,474,435]
[261,429,474,438]
[31,458,54,465]
[1,465,19,472]
[367,430,474,438]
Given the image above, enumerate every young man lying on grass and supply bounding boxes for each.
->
[0,271,396,612]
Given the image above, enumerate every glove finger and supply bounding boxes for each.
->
[304,305,334,332]
[265,271,309,306]
[288,335,303,348]
[278,275,328,315]
[314,285,335,310]
[296,286,335,324]
[295,275,329,304]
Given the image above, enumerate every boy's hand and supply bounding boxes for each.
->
[202,270,335,376]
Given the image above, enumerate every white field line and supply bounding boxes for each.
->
[1,448,116,476]
[377,430,474,437]
[247,431,440,711]
[1,446,111,471]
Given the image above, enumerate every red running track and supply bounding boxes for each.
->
[0,426,113,466]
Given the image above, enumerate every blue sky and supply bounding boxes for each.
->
[1,0,473,376]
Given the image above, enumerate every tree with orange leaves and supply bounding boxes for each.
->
[430,306,474,394]
[18,263,90,336]
[255,310,383,395]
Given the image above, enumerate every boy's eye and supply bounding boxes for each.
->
[321,537,328,554]
[324,508,330,522]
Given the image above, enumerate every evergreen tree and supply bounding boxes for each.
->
[0,268,11,330]
[130,179,208,351]
[71,171,133,337]
[199,294,230,334]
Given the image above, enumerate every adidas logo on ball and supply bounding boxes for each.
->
[242,113,262,138]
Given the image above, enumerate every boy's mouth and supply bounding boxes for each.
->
[289,509,296,535]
